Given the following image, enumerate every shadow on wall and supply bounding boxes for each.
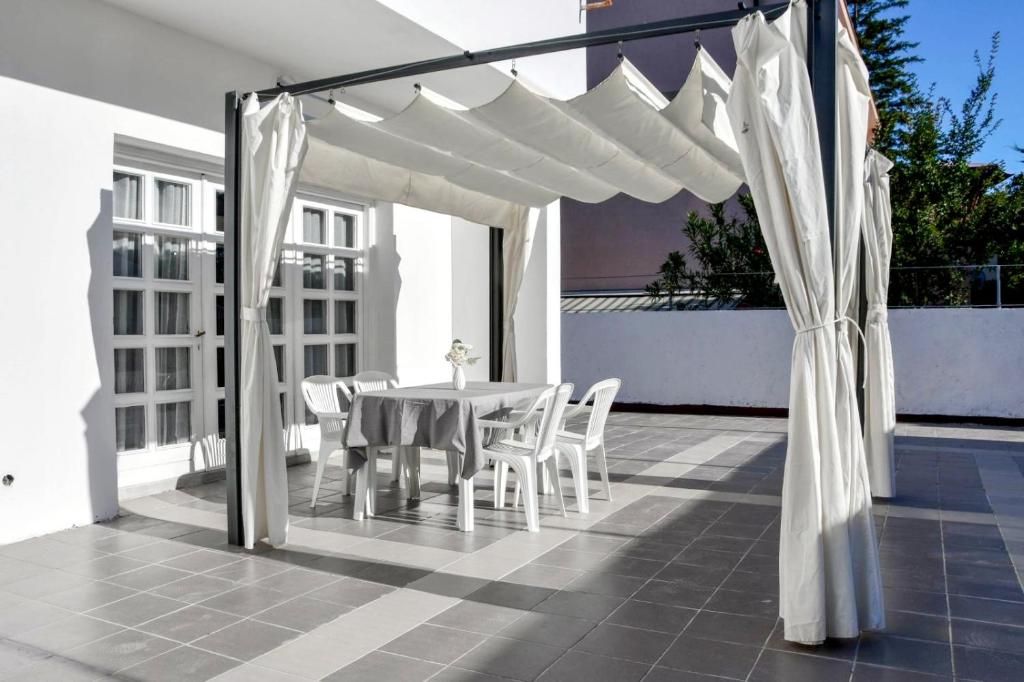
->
[83,189,120,522]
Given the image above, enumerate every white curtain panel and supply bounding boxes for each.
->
[239,93,308,549]
[862,149,896,497]
[835,21,885,629]
[727,1,881,644]
[501,206,540,381]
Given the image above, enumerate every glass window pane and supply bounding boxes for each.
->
[334,213,355,248]
[156,401,191,446]
[334,256,355,291]
[303,254,325,289]
[113,290,144,335]
[115,405,146,451]
[113,172,143,220]
[114,348,145,394]
[303,207,325,244]
[334,344,356,378]
[155,236,189,280]
[216,243,224,284]
[217,398,226,438]
[268,297,284,335]
[273,345,285,383]
[156,179,190,226]
[216,295,224,336]
[155,292,190,335]
[215,191,225,232]
[272,257,282,287]
[113,231,142,278]
[304,299,327,334]
[303,344,328,378]
[334,301,355,334]
[155,347,191,391]
[216,346,225,389]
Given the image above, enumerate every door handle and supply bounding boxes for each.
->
[194,329,206,338]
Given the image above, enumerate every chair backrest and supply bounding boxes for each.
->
[533,383,574,463]
[352,370,398,393]
[582,378,621,449]
[300,375,352,435]
[192,434,226,471]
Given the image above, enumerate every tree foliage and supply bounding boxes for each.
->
[648,1,1022,308]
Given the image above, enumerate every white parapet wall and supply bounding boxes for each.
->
[562,307,1024,419]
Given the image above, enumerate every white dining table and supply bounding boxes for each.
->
[343,381,551,530]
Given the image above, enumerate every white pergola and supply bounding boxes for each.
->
[220,0,897,645]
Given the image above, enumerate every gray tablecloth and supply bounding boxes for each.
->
[344,381,550,478]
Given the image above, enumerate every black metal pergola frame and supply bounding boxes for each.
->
[222,0,860,546]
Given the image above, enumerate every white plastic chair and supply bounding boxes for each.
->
[300,376,353,508]
[555,378,621,512]
[192,434,226,472]
[480,383,573,532]
[352,371,417,491]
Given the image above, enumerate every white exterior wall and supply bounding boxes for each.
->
[0,0,577,543]
[562,308,1024,419]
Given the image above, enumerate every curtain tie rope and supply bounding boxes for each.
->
[866,304,888,325]
[796,317,870,388]
[240,306,267,323]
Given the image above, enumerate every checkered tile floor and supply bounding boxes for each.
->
[2,413,1023,681]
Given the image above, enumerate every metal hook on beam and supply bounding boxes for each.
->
[694,29,702,50]
[617,40,624,61]
[511,59,517,78]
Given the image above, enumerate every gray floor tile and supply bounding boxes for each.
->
[161,549,243,573]
[573,622,672,663]
[563,571,645,598]
[62,554,149,580]
[12,613,123,653]
[683,610,776,646]
[306,576,394,607]
[64,629,178,674]
[381,623,487,664]
[883,610,950,642]
[856,634,953,676]
[85,591,186,626]
[952,644,1024,681]
[193,618,301,660]
[951,617,1024,653]
[949,595,1024,626]
[1,567,96,599]
[138,604,242,643]
[324,650,444,681]
[430,668,515,682]
[851,663,952,681]
[204,558,291,585]
[750,649,853,682]
[658,634,761,679]
[632,579,714,609]
[252,567,340,596]
[0,596,72,637]
[0,639,55,678]
[106,563,192,590]
[468,580,556,610]
[606,600,696,634]
[498,611,596,649]
[198,584,292,617]
[116,645,239,681]
[642,667,729,681]
[252,595,352,631]
[38,580,137,611]
[454,637,565,681]
[430,601,525,635]
[533,590,624,621]
[537,650,649,682]
[152,573,237,603]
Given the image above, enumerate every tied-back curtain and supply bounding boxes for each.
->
[239,93,308,549]
[501,206,540,381]
[727,1,879,644]
[835,22,885,632]
[862,149,896,497]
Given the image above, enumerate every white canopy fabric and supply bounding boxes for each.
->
[862,149,896,497]
[502,207,540,381]
[239,94,308,549]
[727,1,882,644]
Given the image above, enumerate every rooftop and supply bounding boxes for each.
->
[2,412,1023,681]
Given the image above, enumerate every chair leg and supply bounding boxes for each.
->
[366,448,377,516]
[595,443,612,502]
[516,463,540,532]
[353,450,368,521]
[311,441,333,508]
[545,457,566,518]
[513,478,521,509]
[344,450,356,496]
[446,450,459,486]
[493,461,508,509]
[390,448,402,486]
[563,445,589,514]
[404,447,421,500]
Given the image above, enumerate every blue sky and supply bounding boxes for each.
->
[905,0,1024,172]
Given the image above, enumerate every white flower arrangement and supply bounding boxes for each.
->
[445,339,480,368]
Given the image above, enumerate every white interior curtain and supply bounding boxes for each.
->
[239,93,308,549]
[727,2,880,644]
[501,206,540,381]
[862,149,896,497]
